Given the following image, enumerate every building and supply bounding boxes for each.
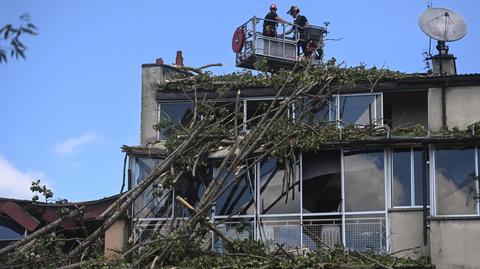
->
[124,43,480,269]
[0,195,122,256]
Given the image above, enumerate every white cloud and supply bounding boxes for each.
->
[53,133,99,157]
[0,154,45,199]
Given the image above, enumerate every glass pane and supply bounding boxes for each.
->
[392,149,411,207]
[339,95,376,125]
[158,103,194,139]
[435,148,476,215]
[413,149,428,206]
[297,98,330,124]
[344,149,385,212]
[175,166,213,217]
[330,96,338,122]
[246,100,273,128]
[302,151,341,213]
[0,225,23,240]
[375,95,382,125]
[214,101,244,127]
[259,157,300,214]
[133,158,173,219]
[214,166,255,216]
[345,214,386,254]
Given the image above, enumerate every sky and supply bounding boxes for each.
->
[0,0,479,202]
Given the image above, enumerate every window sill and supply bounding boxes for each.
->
[388,207,425,212]
[430,215,480,221]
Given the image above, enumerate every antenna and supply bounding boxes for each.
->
[418,7,467,74]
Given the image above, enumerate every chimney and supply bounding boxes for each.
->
[175,50,184,67]
[430,41,457,75]
[155,58,164,65]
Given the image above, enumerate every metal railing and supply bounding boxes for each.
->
[235,17,299,64]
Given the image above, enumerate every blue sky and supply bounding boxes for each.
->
[0,0,479,202]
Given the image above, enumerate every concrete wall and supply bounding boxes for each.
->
[428,86,480,131]
[430,218,480,269]
[445,86,480,130]
[428,87,443,131]
[104,219,126,258]
[389,210,429,258]
[141,65,181,145]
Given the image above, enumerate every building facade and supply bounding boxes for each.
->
[126,62,480,269]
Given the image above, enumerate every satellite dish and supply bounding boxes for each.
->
[418,7,467,42]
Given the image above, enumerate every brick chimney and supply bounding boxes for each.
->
[175,50,184,67]
[155,58,164,65]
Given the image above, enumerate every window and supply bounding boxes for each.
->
[344,149,385,212]
[333,94,382,126]
[214,165,255,216]
[0,217,24,241]
[158,102,194,139]
[213,101,244,127]
[259,157,300,215]
[392,148,427,207]
[133,158,173,219]
[175,166,213,217]
[435,148,477,215]
[302,150,341,213]
[295,98,330,124]
[246,99,275,129]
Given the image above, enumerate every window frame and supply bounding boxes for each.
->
[431,146,480,217]
[332,93,383,127]
[390,147,427,208]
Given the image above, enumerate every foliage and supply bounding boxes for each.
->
[154,239,433,269]
[160,58,405,94]
[0,13,37,63]
[31,179,54,202]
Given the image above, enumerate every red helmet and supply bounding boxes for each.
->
[270,4,277,10]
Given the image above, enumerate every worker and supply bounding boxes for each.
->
[285,6,309,55]
[263,4,287,37]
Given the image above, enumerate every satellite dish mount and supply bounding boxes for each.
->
[418,8,467,75]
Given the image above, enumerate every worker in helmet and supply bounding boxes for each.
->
[285,6,309,55]
[263,4,287,37]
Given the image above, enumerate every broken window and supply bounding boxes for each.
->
[259,157,300,215]
[302,150,341,213]
[133,158,173,219]
[175,166,213,217]
[158,102,194,139]
[435,148,477,215]
[344,149,385,212]
[383,91,428,129]
[214,165,255,216]
[333,94,382,126]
